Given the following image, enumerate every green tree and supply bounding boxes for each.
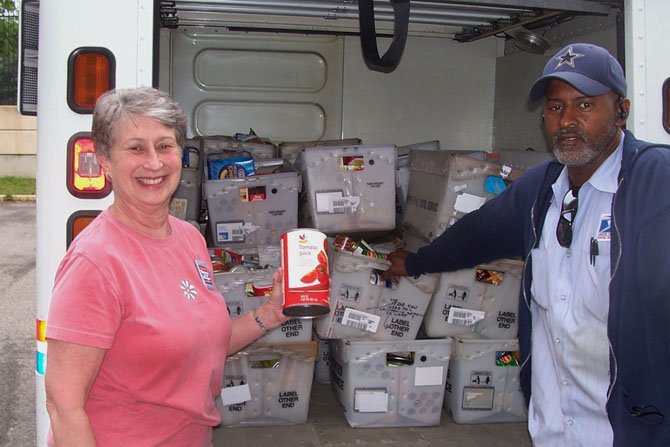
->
[0,0,17,105]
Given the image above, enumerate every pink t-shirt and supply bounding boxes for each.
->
[46,210,231,446]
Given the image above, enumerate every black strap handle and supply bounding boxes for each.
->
[358,0,410,73]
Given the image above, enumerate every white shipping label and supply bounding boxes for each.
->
[462,386,495,410]
[454,193,487,214]
[414,366,444,386]
[315,191,361,214]
[447,308,486,326]
[354,389,388,412]
[342,308,380,333]
[220,383,252,405]
[215,222,259,243]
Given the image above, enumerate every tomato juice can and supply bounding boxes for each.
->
[281,229,330,318]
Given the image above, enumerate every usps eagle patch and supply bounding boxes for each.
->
[597,213,611,242]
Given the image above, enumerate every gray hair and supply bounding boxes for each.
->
[92,87,187,158]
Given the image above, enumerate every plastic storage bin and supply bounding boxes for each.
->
[297,144,396,235]
[313,333,331,384]
[401,151,524,242]
[218,341,317,427]
[445,337,527,424]
[169,168,202,222]
[314,249,438,341]
[204,159,300,246]
[423,259,522,339]
[215,268,312,343]
[329,338,452,428]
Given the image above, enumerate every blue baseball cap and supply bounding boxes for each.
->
[529,43,627,102]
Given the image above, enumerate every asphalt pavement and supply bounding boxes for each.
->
[0,202,37,447]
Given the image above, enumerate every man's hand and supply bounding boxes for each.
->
[381,249,412,282]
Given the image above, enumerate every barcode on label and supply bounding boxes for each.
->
[345,320,369,331]
[447,308,485,326]
[342,308,379,333]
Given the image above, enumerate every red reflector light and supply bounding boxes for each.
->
[67,47,115,114]
[67,210,101,248]
[66,132,111,198]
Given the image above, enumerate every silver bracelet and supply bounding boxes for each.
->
[252,308,269,334]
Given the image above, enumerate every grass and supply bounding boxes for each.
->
[0,176,36,200]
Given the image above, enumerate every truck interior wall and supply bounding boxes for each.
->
[340,35,498,150]
[161,29,498,151]
[161,12,619,154]
[493,13,619,154]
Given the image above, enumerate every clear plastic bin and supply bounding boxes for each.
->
[445,337,527,424]
[297,144,396,235]
[422,259,523,340]
[214,267,312,343]
[204,159,300,246]
[329,338,452,428]
[313,249,437,341]
[217,341,317,427]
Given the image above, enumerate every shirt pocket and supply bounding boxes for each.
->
[579,238,611,323]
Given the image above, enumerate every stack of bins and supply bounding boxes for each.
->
[313,246,451,428]
[214,260,317,427]
[399,149,528,424]
[426,259,528,423]
[200,135,308,427]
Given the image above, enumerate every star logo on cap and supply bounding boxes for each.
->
[555,46,584,69]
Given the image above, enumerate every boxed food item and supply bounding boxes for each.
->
[329,338,452,428]
[214,267,312,343]
[218,341,317,427]
[313,249,438,341]
[401,151,524,243]
[445,337,527,424]
[297,144,396,235]
[204,159,300,247]
[200,134,276,176]
[422,258,523,340]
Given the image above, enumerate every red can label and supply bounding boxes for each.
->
[281,229,330,318]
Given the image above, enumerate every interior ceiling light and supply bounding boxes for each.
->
[508,26,550,54]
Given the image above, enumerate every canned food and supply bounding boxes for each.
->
[281,229,330,318]
[182,146,199,169]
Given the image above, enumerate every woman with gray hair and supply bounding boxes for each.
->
[44,87,288,446]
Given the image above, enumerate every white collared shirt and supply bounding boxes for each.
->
[529,133,624,447]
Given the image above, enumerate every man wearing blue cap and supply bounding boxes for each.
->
[383,43,670,446]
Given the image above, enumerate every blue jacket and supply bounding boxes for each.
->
[405,130,670,446]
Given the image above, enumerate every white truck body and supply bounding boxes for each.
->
[21,1,669,444]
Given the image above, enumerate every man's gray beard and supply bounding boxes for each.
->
[552,119,619,168]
